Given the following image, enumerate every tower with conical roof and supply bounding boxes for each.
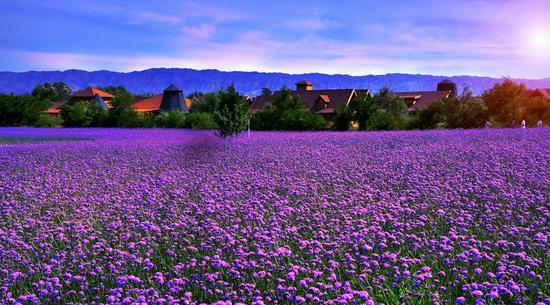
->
[160,84,188,111]
[437,79,457,97]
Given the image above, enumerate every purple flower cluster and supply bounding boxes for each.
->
[0,127,548,304]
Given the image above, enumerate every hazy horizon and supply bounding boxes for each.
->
[2,67,549,81]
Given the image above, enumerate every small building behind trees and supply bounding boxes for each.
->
[132,84,191,114]
[251,81,359,119]
[44,86,113,115]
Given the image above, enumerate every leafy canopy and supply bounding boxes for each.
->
[212,84,251,137]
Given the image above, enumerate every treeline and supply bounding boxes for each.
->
[0,79,548,132]
[253,79,548,131]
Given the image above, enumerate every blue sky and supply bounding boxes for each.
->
[0,0,549,78]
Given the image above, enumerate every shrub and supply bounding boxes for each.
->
[212,84,251,137]
[155,111,186,128]
[365,110,400,130]
[60,102,108,127]
[185,112,215,129]
[279,110,327,130]
[34,114,63,127]
[0,94,49,126]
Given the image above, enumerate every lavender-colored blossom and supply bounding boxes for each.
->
[0,127,548,304]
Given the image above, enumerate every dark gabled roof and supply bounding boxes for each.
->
[395,90,450,109]
[164,84,182,92]
[438,79,454,84]
[295,80,313,86]
[355,89,450,110]
[533,88,550,100]
[71,87,113,99]
[93,93,109,110]
[251,89,356,114]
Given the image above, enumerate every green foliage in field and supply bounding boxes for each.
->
[0,94,50,126]
[251,87,327,131]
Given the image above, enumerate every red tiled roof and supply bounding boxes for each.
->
[72,87,114,99]
[251,89,356,114]
[44,101,66,114]
[318,95,331,103]
[132,94,163,112]
[132,94,191,112]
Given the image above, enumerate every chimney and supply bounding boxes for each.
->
[295,80,313,91]
[437,79,457,97]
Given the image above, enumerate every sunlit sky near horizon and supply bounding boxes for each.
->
[0,0,549,78]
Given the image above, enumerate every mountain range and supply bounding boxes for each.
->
[1,68,549,97]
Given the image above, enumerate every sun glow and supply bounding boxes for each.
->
[531,29,549,50]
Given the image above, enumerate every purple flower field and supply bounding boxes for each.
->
[0,127,548,305]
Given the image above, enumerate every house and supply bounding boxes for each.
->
[250,81,359,119]
[356,79,455,111]
[528,88,550,100]
[70,87,114,104]
[43,101,66,115]
[132,84,191,113]
[44,86,113,115]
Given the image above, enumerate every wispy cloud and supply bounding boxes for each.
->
[3,0,550,78]
[133,11,182,25]
[181,24,216,40]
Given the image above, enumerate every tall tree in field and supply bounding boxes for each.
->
[481,79,525,125]
[212,84,251,137]
[373,88,408,121]
[32,82,71,102]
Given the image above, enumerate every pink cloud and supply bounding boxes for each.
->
[181,24,215,40]
[134,11,181,25]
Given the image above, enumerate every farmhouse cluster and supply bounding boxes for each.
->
[44,80,550,120]
[250,80,458,119]
[45,84,192,115]
[45,80,452,116]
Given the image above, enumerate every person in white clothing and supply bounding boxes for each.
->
[537,120,543,128]
[520,120,526,129]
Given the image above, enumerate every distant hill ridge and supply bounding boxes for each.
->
[1,68,549,96]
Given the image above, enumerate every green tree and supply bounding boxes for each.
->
[185,112,216,129]
[212,84,251,137]
[332,105,353,131]
[417,87,488,129]
[272,87,303,113]
[60,102,107,127]
[373,88,408,121]
[348,93,377,131]
[261,87,272,96]
[0,94,49,126]
[155,111,186,128]
[348,89,408,131]
[190,92,219,114]
[481,79,525,125]
[105,91,141,127]
[251,87,327,131]
[523,96,550,125]
[32,82,71,102]
[99,85,132,98]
